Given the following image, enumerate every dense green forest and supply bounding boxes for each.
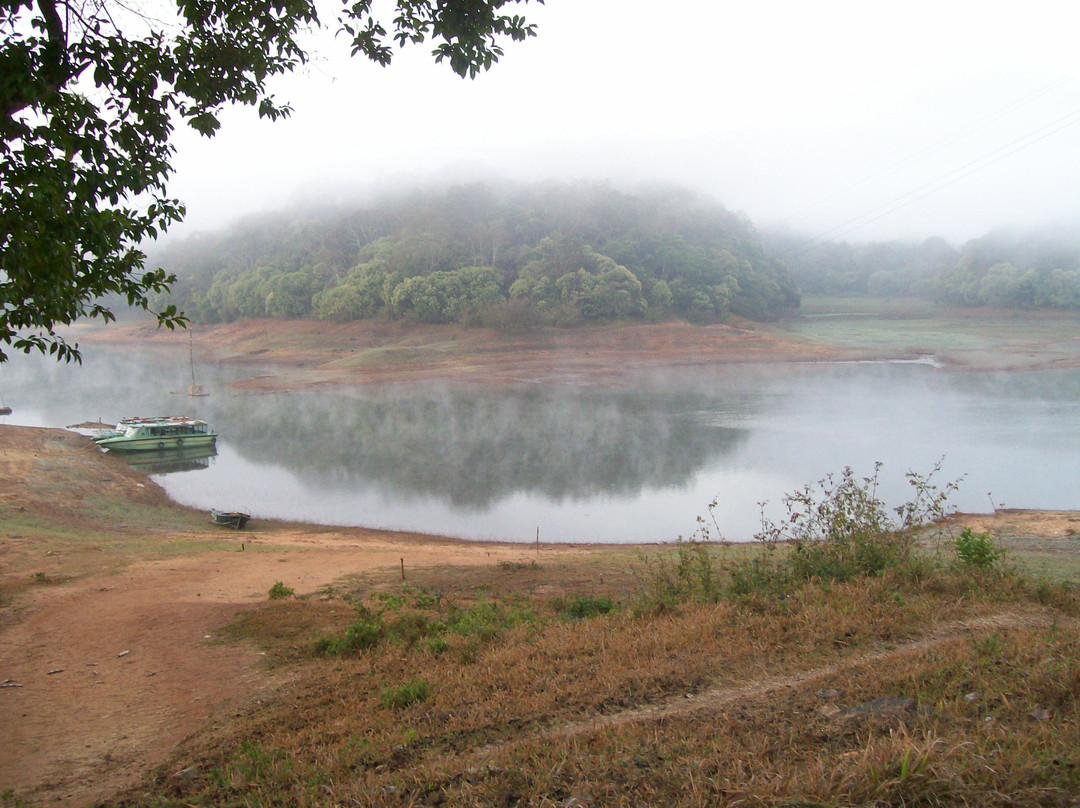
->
[153,182,1080,325]
[765,227,1080,309]
[153,183,801,327]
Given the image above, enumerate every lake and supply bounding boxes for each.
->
[2,345,1077,542]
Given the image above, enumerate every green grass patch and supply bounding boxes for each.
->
[379,677,432,709]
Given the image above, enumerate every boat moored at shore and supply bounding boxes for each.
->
[211,509,250,529]
[94,416,217,452]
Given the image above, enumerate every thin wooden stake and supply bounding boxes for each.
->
[536,526,539,554]
[400,558,405,580]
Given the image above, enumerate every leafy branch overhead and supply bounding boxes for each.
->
[0,0,541,363]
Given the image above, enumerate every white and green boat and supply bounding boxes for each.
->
[94,415,217,452]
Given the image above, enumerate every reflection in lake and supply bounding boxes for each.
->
[211,383,749,507]
[3,346,1078,541]
[119,444,218,475]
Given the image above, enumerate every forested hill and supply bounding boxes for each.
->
[765,227,1080,308]
[152,183,800,327]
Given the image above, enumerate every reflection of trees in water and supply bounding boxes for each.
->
[16,346,1080,510]
[214,383,750,507]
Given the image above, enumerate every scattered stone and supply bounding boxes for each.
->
[1030,706,1051,721]
[963,692,978,702]
[0,680,22,688]
[117,650,130,658]
[47,668,63,675]
[173,765,199,782]
[818,703,841,719]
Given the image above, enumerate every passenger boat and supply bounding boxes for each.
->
[211,509,250,529]
[93,415,217,452]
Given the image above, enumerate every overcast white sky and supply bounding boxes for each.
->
[167,0,1080,244]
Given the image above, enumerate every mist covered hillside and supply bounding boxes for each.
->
[765,226,1080,309]
[152,182,800,328]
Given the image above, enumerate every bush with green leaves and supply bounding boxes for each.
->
[638,538,725,613]
[267,581,294,600]
[955,526,1006,569]
[556,594,616,619]
[638,461,962,608]
[758,461,959,585]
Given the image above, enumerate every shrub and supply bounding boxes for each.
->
[955,526,1005,568]
[557,594,615,619]
[642,461,962,607]
[267,581,294,600]
[758,461,960,586]
[315,604,384,655]
[637,536,727,614]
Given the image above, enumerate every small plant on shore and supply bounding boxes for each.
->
[314,590,537,657]
[267,581,294,600]
[637,537,728,613]
[2,788,37,808]
[380,677,432,709]
[314,604,384,655]
[555,594,616,618]
[955,526,1006,569]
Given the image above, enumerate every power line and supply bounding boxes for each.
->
[809,105,1080,244]
[764,75,1076,234]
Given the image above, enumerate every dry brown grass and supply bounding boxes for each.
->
[108,550,1080,808]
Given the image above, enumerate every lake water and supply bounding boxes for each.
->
[2,345,1077,542]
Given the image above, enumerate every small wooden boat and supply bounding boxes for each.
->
[210,509,250,529]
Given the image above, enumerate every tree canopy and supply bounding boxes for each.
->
[151,182,801,327]
[766,227,1080,310]
[0,0,539,362]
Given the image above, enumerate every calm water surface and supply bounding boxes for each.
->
[2,346,1076,541]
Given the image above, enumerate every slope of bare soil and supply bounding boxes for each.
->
[71,318,853,391]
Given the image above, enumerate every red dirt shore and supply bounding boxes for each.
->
[70,317,856,390]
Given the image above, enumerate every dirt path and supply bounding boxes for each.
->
[462,609,1061,764]
[1,537,568,806]
[0,426,570,806]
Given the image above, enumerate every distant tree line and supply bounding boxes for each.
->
[152,183,800,327]
[765,228,1080,310]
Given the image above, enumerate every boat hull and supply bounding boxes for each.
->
[93,415,217,452]
[211,509,250,529]
[95,433,217,451]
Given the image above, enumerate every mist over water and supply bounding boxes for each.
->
[3,345,1077,541]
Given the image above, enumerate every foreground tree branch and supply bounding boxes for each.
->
[0,0,541,362]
